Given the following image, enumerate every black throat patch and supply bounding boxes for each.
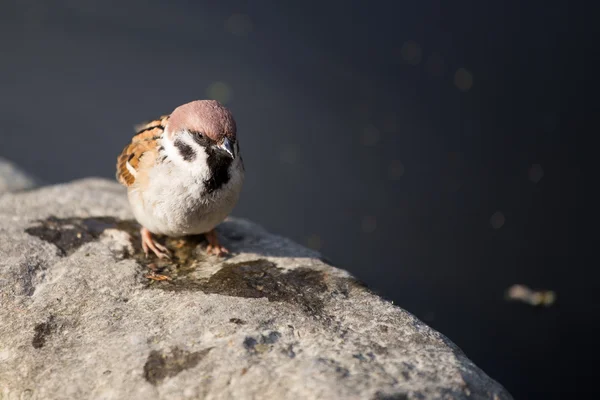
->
[204,147,232,194]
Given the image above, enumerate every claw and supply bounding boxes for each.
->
[140,227,171,259]
[206,244,230,257]
[204,229,229,257]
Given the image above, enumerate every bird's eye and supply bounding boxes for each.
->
[190,131,207,146]
[189,130,205,139]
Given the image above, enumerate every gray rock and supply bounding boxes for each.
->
[0,157,39,194]
[0,178,512,400]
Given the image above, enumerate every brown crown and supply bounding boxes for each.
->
[166,100,236,142]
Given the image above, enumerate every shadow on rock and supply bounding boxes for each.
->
[24,215,366,319]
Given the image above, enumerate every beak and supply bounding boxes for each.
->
[218,137,234,158]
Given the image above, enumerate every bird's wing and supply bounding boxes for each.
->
[116,115,169,187]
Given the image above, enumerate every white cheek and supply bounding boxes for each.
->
[163,133,211,182]
[188,145,211,180]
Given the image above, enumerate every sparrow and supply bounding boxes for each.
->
[116,100,244,258]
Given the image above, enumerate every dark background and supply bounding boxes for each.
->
[1,1,593,398]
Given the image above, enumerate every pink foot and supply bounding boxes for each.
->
[141,227,171,259]
[205,229,229,257]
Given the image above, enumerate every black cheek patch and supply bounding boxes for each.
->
[174,140,196,162]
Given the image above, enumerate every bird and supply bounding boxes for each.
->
[116,100,244,259]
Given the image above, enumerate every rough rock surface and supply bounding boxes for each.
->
[0,157,38,194]
[0,178,512,400]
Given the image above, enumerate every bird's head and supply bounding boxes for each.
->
[163,100,238,173]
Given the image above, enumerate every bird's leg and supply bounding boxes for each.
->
[140,227,171,259]
[205,229,229,257]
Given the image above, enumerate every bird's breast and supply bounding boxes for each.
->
[129,157,244,236]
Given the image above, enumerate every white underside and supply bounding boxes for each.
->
[128,154,244,237]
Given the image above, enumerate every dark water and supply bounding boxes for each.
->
[1,1,592,398]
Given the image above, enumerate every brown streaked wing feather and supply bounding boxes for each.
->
[116,115,169,186]
[133,115,170,135]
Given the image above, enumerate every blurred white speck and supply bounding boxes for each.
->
[454,68,473,92]
[361,216,377,233]
[225,13,253,36]
[206,82,232,104]
[388,160,405,180]
[278,145,298,164]
[306,234,322,250]
[490,211,505,229]
[401,40,422,65]
[425,52,445,77]
[506,284,556,307]
[362,125,380,146]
